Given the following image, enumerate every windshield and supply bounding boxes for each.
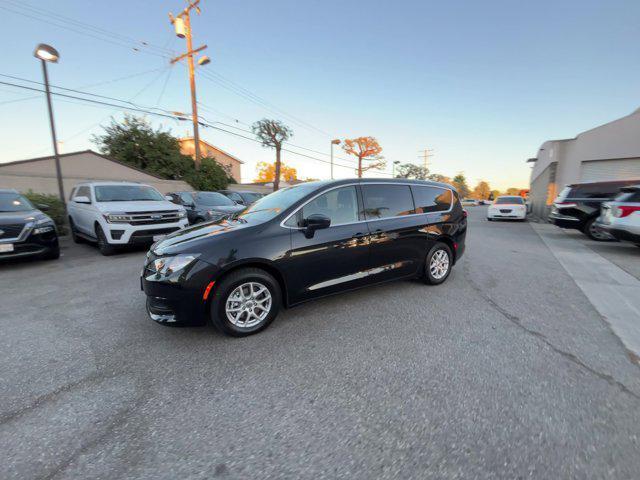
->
[196,192,235,206]
[237,183,321,223]
[240,192,262,203]
[495,196,524,205]
[94,185,165,202]
[0,192,34,212]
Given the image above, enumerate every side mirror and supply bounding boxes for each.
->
[303,213,331,238]
[37,203,50,211]
[165,195,173,202]
[73,195,91,204]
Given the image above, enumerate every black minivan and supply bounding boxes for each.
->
[141,179,467,336]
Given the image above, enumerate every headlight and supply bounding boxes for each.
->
[33,217,55,234]
[150,254,200,280]
[177,211,187,218]
[104,213,133,223]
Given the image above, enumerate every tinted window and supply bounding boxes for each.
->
[94,185,163,202]
[571,183,627,199]
[196,192,235,206]
[412,186,452,213]
[227,192,244,202]
[361,184,414,219]
[179,192,194,204]
[299,186,358,226]
[239,192,262,203]
[0,192,34,212]
[495,196,524,205]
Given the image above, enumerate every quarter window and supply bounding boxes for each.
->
[361,184,414,220]
[299,186,359,226]
[412,186,452,213]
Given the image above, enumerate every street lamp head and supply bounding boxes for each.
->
[331,139,341,145]
[394,160,400,164]
[34,44,59,63]
[198,55,211,66]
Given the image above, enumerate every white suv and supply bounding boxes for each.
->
[67,181,188,255]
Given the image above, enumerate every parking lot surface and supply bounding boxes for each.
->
[2,207,640,479]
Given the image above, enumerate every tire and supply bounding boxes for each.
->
[95,224,116,256]
[487,217,493,222]
[69,217,83,244]
[423,242,453,285]
[195,217,205,224]
[210,268,281,337]
[583,217,612,242]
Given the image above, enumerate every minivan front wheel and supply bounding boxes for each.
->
[210,268,281,336]
[424,242,453,285]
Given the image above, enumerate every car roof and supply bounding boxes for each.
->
[0,188,19,193]
[75,181,152,187]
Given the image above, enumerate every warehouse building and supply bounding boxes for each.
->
[528,108,640,219]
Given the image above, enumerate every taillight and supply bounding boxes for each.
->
[614,206,640,218]
[463,209,468,218]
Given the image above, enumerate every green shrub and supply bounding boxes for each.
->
[23,191,67,235]
[185,157,230,191]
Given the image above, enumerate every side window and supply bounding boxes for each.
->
[412,186,452,213]
[361,185,414,220]
[300,186,359,226]
[228,192,243,202]
[75,186,91,202]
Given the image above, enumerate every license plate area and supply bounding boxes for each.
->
[0,243,15,253]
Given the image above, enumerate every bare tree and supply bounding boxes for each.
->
[252,119,293,191]
[342,137,385,178]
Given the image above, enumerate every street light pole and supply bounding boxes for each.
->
[34,44,64,204]
[330,139,341,179]
[392,160,400,178]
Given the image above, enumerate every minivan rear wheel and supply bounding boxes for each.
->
[210,268,281,337]
[424,242,453,285]
[583,217,612,242]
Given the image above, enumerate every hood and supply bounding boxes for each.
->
[152,217,257,255]
[94,200,183,213]
[0,209,44,225]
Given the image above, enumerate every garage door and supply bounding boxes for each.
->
[580,158,640,182]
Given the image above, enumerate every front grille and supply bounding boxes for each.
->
[500,209,512,213]
[0,223,25,239]
[122,210,183,226]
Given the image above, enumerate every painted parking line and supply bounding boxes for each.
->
[532,223,640,356]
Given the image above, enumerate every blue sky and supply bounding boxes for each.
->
[1,0,639,190]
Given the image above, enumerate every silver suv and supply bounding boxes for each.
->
[596,185,640,246]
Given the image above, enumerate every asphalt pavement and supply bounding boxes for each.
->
[2,207,640,479]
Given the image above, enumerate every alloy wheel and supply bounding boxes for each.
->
[225,282,272,328]
[429,249,450,280]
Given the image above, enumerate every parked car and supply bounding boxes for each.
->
[217,189,264,206]
[487,196,527,221]
[462,198,479,206]
[0,189,59,261]
[595,184,640,246]
[167,191,246,224]
[142,179,467,336]
[67,181,188,256]
[549,180,640,240]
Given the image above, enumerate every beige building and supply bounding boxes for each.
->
[0,150,192,198]
[178,137,243,182]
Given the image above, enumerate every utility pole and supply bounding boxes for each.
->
[418,148,434,171]
[170,0,209,169]
[330,139,341,179]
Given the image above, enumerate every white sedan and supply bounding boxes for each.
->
[487,196,527,221]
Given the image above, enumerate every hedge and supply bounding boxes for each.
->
[23,191,68,235]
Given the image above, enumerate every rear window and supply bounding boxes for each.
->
[495,197,524,205]
[361,184,414,219]
[411,186,452,213]
[615,189,640,203]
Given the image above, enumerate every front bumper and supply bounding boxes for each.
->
[141,257,219,326]
[487,209,526,219]
[0,229,59,261]
[106,219,189,244]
